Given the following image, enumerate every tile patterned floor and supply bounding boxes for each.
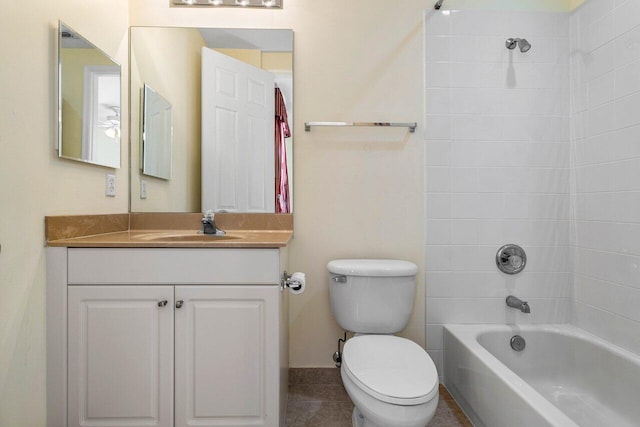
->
[286,368,473,427]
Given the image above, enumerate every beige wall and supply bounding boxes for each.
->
[216,48,263,68]
[0,1,128,426]
[217,49,293,72]
[130,0,426,367]
[130,27,204,212]
[262,52,293,72]
[571,0,587,9]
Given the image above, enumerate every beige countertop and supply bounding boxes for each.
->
[45,213,293,248]
[47,229,292,248]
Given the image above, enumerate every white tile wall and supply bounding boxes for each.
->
[571,0,640,357]
[425,1,640,379]
[424,8,572,376]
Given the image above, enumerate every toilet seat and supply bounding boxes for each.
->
[342,335,438,406]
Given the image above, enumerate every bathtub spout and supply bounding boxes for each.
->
[506,295,530,313]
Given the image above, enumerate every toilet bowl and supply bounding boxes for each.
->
[341,335,438,427]
[327,259,439,427]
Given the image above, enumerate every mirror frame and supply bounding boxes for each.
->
[58,21,122,169]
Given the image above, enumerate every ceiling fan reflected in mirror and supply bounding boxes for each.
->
[98,105,120,139]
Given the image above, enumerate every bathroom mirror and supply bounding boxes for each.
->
[58,22,121,168]
[142,84,173,180]
[130,27,293,213]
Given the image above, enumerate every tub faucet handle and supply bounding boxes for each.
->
[496,244,527,274]
[509,255,523,269]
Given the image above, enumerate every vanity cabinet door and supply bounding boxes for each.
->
[67,286,174,427]
[174,285,280,427]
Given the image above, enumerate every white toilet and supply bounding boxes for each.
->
[328,259,439,427]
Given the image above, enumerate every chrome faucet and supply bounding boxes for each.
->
[201,210,226,235]
[506,295,530,313]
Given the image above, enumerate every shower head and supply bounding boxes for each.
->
[518,38,531,53]
[505,38,532,53]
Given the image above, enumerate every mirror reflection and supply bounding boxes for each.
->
[58,22,121,168]
[142,84,173,180]
[130,27,293,213]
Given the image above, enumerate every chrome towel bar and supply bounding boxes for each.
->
[304,121,417,133]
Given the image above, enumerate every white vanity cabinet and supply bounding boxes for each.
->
[48,247,288,427]
[174,285,279,427]
[67,285,175,427]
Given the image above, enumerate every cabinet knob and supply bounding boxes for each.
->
[157,300,168,308]
[176,300,184,309]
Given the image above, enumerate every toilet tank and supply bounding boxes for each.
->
[327,259,418,334]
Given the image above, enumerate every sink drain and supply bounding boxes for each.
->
[510,335,526,352]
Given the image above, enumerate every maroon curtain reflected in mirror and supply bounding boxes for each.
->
[275,88,291,213]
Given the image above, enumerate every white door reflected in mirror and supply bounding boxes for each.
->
[142,84,173,180]
[201,47,275,213]
[83,67,120,166]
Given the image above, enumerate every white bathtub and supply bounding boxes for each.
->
[443,324,640,427]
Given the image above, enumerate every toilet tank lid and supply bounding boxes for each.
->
[327,259,418,277]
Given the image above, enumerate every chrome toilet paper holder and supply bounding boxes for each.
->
[281,271,303,291]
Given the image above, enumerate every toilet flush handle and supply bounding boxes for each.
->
[332,275,347,283]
